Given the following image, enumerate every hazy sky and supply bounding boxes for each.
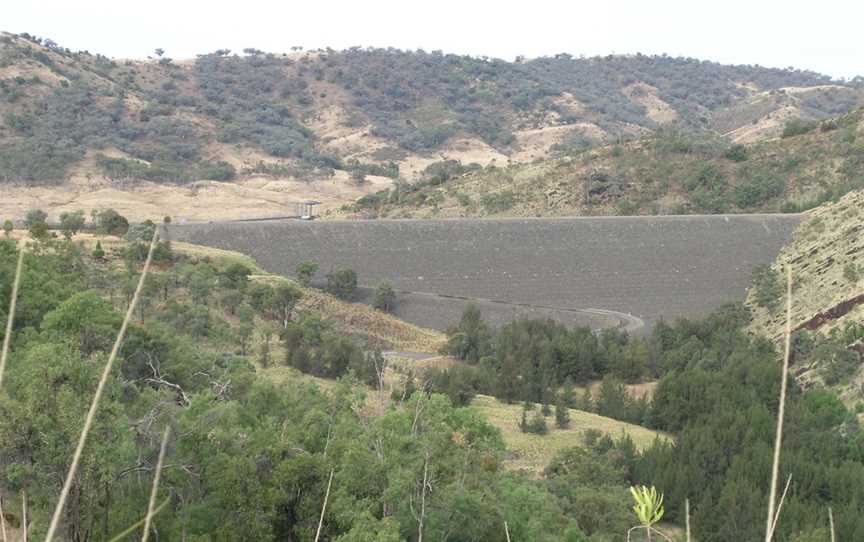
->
[5,0,863,79]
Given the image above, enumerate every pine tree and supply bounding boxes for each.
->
[555,394,571,428]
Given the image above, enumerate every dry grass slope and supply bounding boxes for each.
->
[470,395,667,474]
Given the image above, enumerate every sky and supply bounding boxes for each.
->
[5,0,863,79]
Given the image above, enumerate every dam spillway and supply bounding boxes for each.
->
[172,214,803,333]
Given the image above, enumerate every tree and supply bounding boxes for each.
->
[555,393,571,428]
[95,209,130,236]
[221,262,252,290]
[24,208,48,228]
[295,261,319,287]
[59,210,86,240]
[3,219,13,237]
[92,241,105,260]
[125,220,156,242]
[326,268,357,300]
[444,304,492,363]
[373,282,396,312]
[154,48,165,58]
[273,283,303,328]
[41,291,121,355]
[29,221,50,240]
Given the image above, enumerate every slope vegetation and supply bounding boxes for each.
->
[342,108,864,218]
[746,190,864,403]
[2,31,863,220]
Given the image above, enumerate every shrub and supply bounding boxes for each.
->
[724,144,749,162]
[525,411,549,435]
[59,210,86,240]
[326,268,357,300]
[3,219,14,236]
[92,241,105,260]
[373,282,396,312]
[480,191,515,213]
[24,208,48,228]
[295,261,319,287]
[843,263,861,283]
[197,160,236,181]
[733,172,785,208]
[782,118,817,138]
[751,264,783,310]
[95,208,130,236]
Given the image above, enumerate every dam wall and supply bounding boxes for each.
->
[172,214,802,333]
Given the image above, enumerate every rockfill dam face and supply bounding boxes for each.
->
[172,214,802,333]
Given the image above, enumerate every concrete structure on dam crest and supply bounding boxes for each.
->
[172,214,802,334]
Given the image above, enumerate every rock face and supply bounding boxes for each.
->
[747,190,864,341]
[173,214,801,332]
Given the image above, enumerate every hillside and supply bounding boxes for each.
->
[341,108,864,218]
[2,30,863,221]
[746,190,863,403]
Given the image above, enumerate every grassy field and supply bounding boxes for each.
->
[471,394,668,473]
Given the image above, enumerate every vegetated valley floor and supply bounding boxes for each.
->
[172,213,802,332]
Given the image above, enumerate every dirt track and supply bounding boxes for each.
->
[172,214,802,333]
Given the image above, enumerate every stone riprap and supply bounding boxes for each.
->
[172,214,802,333]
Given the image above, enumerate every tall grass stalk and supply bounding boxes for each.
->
[314,469,334,542]
[764,266,793,542]
[107,499,169,542]
[0,244,25,389]
[828,507,836,542]
[45,231,159,542]
[21,491,26,542]
[141,427,171,542]
[0,497,7,542]
[685,498,691,542]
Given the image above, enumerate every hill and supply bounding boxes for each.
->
[341,107,864,218]
[745,189,863,403]
[2,30,863,221]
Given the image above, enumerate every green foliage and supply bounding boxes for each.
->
[524,410,549,435]
[555,393,571,428]
[783,118,818,138]
[58,209,86,240]
[95,208,130,236]
[751,264,784,310]
[637,308,864,542]
[197,160,236,181]
[124,220,157,242]
[733,170,785,207]
[373,281,396,312]
[444,304,493,364]
[843,262,861,283]
[630,485,664,527]
[480,190,516,213]
[295,260,319,287]
[24,208,47,228]
[325,267,358,300]
[91,240,105,260]
[2,219,12,236]
[724,144,749,162]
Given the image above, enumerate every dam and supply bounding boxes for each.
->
[172,214,803,333]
